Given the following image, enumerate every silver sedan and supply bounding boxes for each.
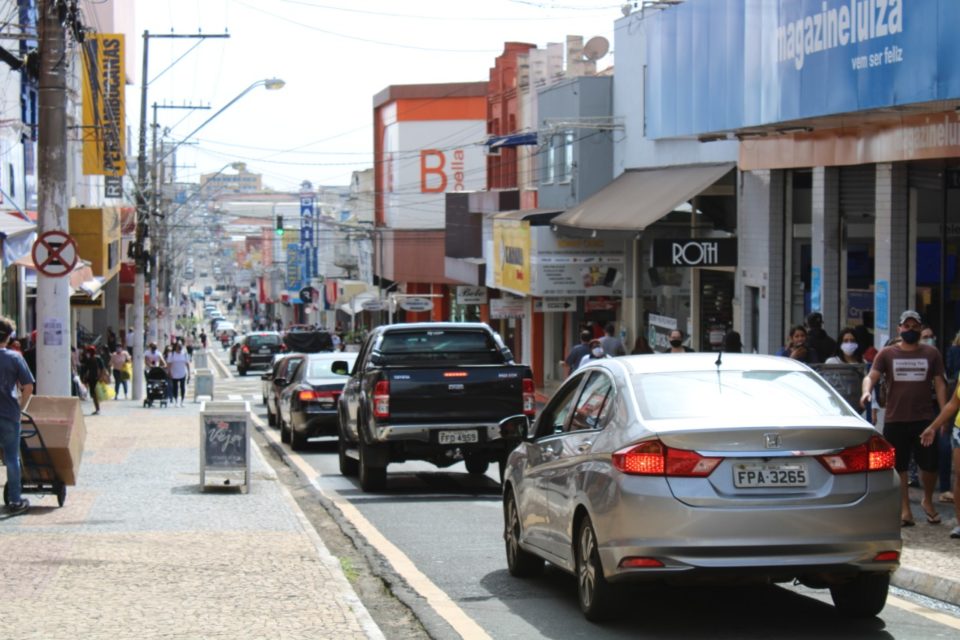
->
[502,353,901,621]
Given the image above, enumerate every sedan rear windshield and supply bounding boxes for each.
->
[247,335,281,348]
[633,370,857,420]
[378,330,503,365]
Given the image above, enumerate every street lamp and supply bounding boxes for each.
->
[154,163,245,340]
[131,79,284,400]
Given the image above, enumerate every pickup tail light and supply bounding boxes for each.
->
[373,380,390,419]
[816,435,895,474]
[612,440,722,477]
[522,378,535,416]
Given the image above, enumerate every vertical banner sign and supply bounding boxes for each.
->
[81,34,126,178]
[299,190,315,286]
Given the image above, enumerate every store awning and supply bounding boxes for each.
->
[552,163,735,232]
[13,254,103,299]
[486,132,538,149]
[492,208,563,222]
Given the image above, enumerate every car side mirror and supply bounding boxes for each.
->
[368,353,382,367]
[498,414,530,440]
[274,377,287,387]
[331,360,350,376]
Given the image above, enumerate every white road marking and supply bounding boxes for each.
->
[257,421,492,640]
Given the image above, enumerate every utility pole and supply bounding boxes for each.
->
[132,31,228,400]
[149,102,209,346]
[35,0,71,396]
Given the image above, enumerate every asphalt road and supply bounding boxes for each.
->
[222,371,960,640]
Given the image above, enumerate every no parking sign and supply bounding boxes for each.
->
[31,230,79,277]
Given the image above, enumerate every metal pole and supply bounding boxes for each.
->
[35,0,71,396]
[148,102,160,346]
[132,30,150,401]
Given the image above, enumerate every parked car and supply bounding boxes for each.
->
[501,353,900,621]
[234,331,285,376]
[262,353,307,427]
[338,322,535,491]
[278,352,359,450]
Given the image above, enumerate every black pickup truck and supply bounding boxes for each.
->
[336,322,535,491]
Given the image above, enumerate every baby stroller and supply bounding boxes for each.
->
[144,366,169,408]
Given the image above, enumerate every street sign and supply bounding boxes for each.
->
[534,297,576,313]
[397,296,433,312]
[361,299,384,312]
[31,230,79,277]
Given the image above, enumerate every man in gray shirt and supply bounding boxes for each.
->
[0,316,35,516]
[600,322,626,357]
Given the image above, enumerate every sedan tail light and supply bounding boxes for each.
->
[816,435,895,474]
[241,345,249,354]
[522,378,535,416]
[612,440,722,477]
[299,389,338,405]
[373,380,390,419]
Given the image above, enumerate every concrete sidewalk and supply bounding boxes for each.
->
[0,397,384,640]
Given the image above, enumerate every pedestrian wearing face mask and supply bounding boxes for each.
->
[825,328,864,365]
[578,339,610,368]
[861,310,947,527]
[920,324,954,505]
[666,329,694,353]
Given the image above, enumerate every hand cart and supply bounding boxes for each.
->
[2,411,67,507]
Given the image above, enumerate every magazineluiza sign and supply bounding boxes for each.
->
[776,0,903,71]
[653,238,737,268]
[644,0,955,138]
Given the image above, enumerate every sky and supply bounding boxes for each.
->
[129,0,621,191]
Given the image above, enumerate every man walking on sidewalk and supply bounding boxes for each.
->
[862,310,947,527]
[0,316,35,516]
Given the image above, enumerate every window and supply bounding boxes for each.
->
[558,131,574,183]
[534,375,584,438]
[569,372,614,431]
[540,135,555,184]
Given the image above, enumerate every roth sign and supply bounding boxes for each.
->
[653,238,737,268]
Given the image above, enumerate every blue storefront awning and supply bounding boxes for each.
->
[486,132,538,149]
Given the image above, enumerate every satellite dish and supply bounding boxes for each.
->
[583,36,610,61]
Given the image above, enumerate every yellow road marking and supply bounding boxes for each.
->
[886,594,960,629]
[258,423,492,639]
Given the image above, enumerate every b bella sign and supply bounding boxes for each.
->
[653,238,737,268]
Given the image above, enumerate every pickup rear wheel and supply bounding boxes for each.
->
[465,455,489,475]
[359,439,386,492]
[339,437,358,476]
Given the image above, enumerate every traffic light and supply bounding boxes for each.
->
[275,214,284,236]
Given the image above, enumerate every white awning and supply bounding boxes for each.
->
[552,163,735,232]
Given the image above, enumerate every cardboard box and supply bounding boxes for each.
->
[22,396,86,486]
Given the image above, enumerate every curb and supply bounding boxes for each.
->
[892,566,960,607]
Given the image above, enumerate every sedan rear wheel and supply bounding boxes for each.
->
[504,492,543,578]
[577,516,615,621]
[267,406,276,427]
[290,424,307,451]
[829,572,890,618]
[280,416,290,444]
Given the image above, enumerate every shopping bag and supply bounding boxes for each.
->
[95,381,115,401]
[122,361,133,381]
[99,366,111,384]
